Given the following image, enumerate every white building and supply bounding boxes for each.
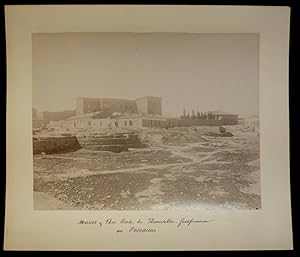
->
[62,111,170,130]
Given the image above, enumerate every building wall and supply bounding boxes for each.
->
[76,97,101,115]
[136,96,162,115]
[63,117,93,129]
[166,118,180,128]
[76,97,137,115]
[48,120,64,128]
[62,117,169,130]
[76,96,162,116]
[91,118,113,129]
[76,98,84,115]
[136,98,148,115]
[62,115,238,130]
[114,118,141,128]
[43,110,76,123]
[33,119,47,129]
[33,108,44,120]
[100,98,137,114]
[178,119,224,127]
[141,118,166,128]
[220,115,239,125]
[33,136,81,155]
[147,97,162,115]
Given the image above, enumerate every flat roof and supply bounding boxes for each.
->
[135,96,161,101]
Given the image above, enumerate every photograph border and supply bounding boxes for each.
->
[5,2,292,250]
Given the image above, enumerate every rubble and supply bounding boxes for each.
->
[34,125,260,210]
[221,132,233,137]
[219,126,226,133]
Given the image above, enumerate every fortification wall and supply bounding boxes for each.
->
[100,98,137,114]
[33,136,81,155]
[77,133,145,153]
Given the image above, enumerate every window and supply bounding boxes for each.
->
[129,120,133,126]
[115,121,118,127]
[124,121,127,126]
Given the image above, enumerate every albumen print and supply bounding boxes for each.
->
[32,33,260,211]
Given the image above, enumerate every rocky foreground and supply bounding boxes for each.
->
[33,125,260,210]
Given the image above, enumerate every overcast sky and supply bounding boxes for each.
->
[33,33,259,117]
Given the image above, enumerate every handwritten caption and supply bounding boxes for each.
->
[77,217,215,233]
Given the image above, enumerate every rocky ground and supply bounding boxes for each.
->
[33,124,260,210]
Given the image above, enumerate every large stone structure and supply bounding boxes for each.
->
[43,110,76,123]
[76,97,137,115]
[76,96,162,116]
[63,112,167,130]
[136,96,162,115]
[77,132,146,153]
[76,97,101,115]
[32,108,75,127]
[100,98,137,114]
[180,110,239,126]
[33,135,81,154]
[32,108,46,128]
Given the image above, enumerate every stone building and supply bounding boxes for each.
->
[43,110,76,123]
[212,111,239,125]
[32,108,46,128]
[76,97,101,115]
[75,96,162,116]
[32,108,44,120]
[76,97,137,116]
[32,119,47,129]
[100,98,138,114]
[62,112,168,130]
[136,96,162,115]
[179,109,239,126]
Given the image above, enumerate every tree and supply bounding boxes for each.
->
[187,112,190,120]
[182,108,187,120]
[191,110,196,120]
[196,111,201,120]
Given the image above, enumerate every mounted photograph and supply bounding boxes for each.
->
[32,32,260,211]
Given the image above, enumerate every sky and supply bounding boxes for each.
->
[32,33,259,117]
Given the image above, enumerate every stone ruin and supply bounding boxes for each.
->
[77,132,146,153]
[33,131,146,154]
[33,135,82,155]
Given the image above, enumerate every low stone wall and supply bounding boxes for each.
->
[177,119,224,127]
[92,144,144,152]
[77,133,146,153]
[79,138,142,145]
[33,136,81,155]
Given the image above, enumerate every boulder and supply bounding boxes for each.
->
[219,126,226,133]
[221,132,233,137]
